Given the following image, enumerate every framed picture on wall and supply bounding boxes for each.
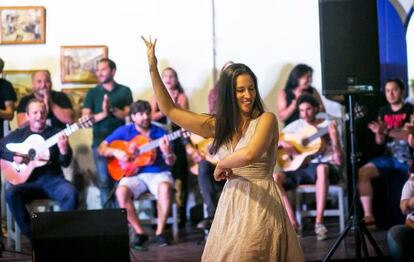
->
[61,45,108,84]
[2,70,37,104]
[62,86,93,120]
[0,6,46,44]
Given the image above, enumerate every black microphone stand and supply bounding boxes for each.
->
[322,95,383,261]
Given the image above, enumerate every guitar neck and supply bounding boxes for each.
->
[306,114,348,143]
[138,130,183,153]
[40,123,81,151]
[307,127,329,142]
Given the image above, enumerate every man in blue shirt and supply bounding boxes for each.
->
[98,100,176,248]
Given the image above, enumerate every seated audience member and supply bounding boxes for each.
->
[150,67,195,227]
[276,64,325,126]
[358,78,414,226]
[196,61,233,230]
[387,172,414,261]
[195,150,222,230]
[0,57,17,137]
[0,57,17,249]
[98,100,176,248]
[16,70,76,183]
[17,70,74,128]
[0,99,77,239]
[274,94,342,241]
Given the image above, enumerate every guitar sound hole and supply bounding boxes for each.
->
[134,149,141,158]
[302,139,309,146]
[28,149,36,160]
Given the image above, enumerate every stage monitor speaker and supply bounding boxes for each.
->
[31,209,130,262]
[319,0,380,95]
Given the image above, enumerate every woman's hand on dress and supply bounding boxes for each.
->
[213,163,233,181]
[141,35,158,69]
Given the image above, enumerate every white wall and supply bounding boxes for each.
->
[0,0,342,175]
[1,0,343,208]
[0,0,340,116]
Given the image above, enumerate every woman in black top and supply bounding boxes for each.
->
[277,64,325,125]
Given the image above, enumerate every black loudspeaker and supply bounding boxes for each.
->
[319,0,380,95]
[32,209,130,262]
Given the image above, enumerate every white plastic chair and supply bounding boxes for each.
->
[295,184,346,232]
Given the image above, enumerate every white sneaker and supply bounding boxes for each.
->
[315,223,328,241]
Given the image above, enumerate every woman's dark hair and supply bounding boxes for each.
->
[210,63,265,154]
[386,78,405,91]
[129,100,151,117]
[162,67,184,93]
[284,64,313,95]
[296,94,320,110]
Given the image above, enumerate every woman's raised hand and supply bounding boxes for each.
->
[141,35,158,69]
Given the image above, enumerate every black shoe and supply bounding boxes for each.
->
[197,218,213,230]
[154,234,169,247]
[133,234,149,250]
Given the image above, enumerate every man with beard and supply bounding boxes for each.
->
[17,70,74,128]
[274,94,342,241]
[358,78,414,226]
[98,100,175,248]
[0,99,77,239]
[81,58,133,208]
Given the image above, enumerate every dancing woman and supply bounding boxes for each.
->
[141,36,304,261]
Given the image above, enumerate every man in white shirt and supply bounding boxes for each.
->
[274,94,342,240]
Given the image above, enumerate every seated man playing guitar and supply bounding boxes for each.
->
[98,100,176,249]
[0,99,77,239]
[274,94,342,241]
[188,134,222,231]
[359,78,414,226]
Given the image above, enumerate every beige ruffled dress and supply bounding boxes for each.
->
[201,116,305,262]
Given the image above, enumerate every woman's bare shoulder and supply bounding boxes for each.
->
[258,111,277,123]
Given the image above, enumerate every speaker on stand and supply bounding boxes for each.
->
[319,0,384,260]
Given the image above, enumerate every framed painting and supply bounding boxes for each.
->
[0,6,46,44]
[61,86,93,119]
[61,45,108,84]
[2,70,36,103]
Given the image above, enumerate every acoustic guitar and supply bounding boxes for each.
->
[107,129,190,181]
[277,124,325,172]
[0,117,94,185]
[187,133,218,175]
[277,114,352,172]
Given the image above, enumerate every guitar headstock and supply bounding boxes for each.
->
[78,116,95,129]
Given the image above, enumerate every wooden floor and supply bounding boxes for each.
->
[0,220,391,262]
